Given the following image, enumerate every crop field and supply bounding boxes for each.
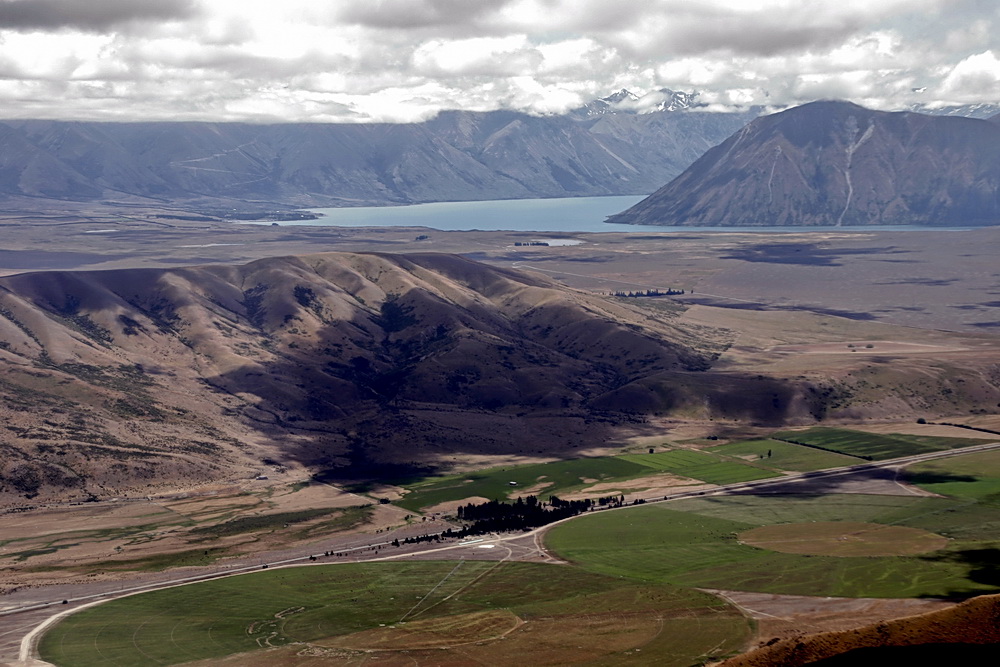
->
[622,449,781,484]
[707,439,862,471]
[739,521,948,556]
[905,449,1000,503]
[396,426,994,514]
[399,449,780,511]
[394,457,649,510]
[770,427,991,460]
[546,489,1000,599]
[38,561,750,667]
[620,449,719,470]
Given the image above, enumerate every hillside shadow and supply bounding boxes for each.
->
[728,466,977,496]
[201,289,835,482]
[902,471,978,485]
[720,243,910,266]
[918,547,1000,594]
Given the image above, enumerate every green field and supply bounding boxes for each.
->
[708,438,862,471]
[621,449,781,484]
[39,561,750,667]
[770,427,990,460]
[546,493,1000,599]
[38,445,1000,665]
[395,457,650,511]
[398,449,781,511]
[396,425,991,513]
[906,449,1000,504]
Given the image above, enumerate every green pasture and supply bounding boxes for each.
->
[906,449,1000,504]
[394,457,649,511]
[399,449,782,511]
[770,427,990,460]
[39,561,749,667]
[622,449,781,484]
[546,494,1000,599]
[708,438,862,471]
[620,449,718,470]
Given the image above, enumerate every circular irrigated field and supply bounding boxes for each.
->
[739,521,947,557]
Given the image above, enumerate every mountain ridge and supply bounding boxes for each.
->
[608,100,1000,227]
[0,105,757,212]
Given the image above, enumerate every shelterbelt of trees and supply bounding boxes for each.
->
[391,494,647,546]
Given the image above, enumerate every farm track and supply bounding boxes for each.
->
[7,440,1000,666]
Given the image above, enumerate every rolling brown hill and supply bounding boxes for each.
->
[608,101,1000,227]
[0,252,722,503]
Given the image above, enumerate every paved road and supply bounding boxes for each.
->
[6,441,1000,665]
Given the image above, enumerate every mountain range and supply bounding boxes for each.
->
[608,100,1000,227]
[0,93,755,212]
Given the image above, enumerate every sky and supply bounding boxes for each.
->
[0,0,997,123]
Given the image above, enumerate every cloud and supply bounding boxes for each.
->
[0,0,196,32]
[0,0,993,122]
[939,50,1000,103]
[336,0,511,30]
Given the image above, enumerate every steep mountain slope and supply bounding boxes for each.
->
[609,101,1000,227]
[0,107,756,210]
[0,252,725,503]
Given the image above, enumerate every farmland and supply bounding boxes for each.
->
[38,561,749,667]
[546,488,1000,599]
[905,448,1000,502]
[30,441,1000,666]
[396,428,992,512]
[706,438,862,471]
[393,456,650,511]
[770,427,992,460]
[397,447,782,511]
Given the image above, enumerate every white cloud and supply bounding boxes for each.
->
[412,36,539,77]
[0,0,993,121]
[939,50,1000,103]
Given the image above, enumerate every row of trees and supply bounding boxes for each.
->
[387,495,649,547]
[609,288,684,297]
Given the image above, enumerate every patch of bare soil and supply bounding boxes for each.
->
[719,593,1000,667]
[711,590,954,650]
[421,497,490,515]
[961,414,1000,432]
[516,477,554,496]
[0,480,387,590]
[563,472,712,502]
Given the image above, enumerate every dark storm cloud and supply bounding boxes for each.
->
[0,0,196,32]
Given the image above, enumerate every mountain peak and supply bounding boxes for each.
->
[571,88,698,118]
[603,89,639,104]
[608,101,1000,227]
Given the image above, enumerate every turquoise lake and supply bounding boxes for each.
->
[261,196,973,233]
